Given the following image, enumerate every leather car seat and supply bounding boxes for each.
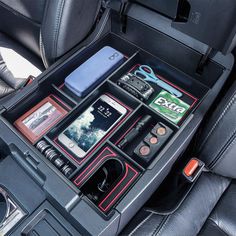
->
[0,0,101,99]
[121,80,236,236]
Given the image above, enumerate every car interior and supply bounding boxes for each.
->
[0,0,236,235]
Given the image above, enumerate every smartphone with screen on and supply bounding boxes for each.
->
[58,94,127,159]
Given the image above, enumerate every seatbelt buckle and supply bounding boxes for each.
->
[25,75,36,86]
[182,158,205,182]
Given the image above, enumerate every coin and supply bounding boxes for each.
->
[139,145,151,156]
[157,127,166,136]
[149,136,158,144]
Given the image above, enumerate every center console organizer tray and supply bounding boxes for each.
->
[0,31,213,211]
[0,31,210,194]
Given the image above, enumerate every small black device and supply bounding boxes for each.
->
[118,115,152,149]
[117,73,154,101]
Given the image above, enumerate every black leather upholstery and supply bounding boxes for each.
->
[122,176,236,236]
[121,173,230,236]
[122,81,236,235]
[0,0,101,67]
[40,0,101,67]
[0,0,101,99]
[197,81,236,179]
[199,181,236,236]
[0,0,45,57]
[0,0,46,23]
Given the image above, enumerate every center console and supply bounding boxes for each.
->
[0,1,234,235]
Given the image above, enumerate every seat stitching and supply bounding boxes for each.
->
[209,130,236,168]
[88,9,110,46]
[198,92,236,153]
[153,215,170,236]
[53,0,65,60]
[40,0,50,67]
[211,134,236,169]
[128,212,154,236]
[92,9,110,43]
[39,32,48,68]
[145,209,168,215]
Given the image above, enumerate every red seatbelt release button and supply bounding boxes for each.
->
[183,158,205,182]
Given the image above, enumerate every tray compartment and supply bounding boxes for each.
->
[110,105,177,167]
[73,146,140,214]
[51,33,140,102]
[109,51,209,103]
[35,138,76,179]
[3,85,75,125]
[108,50,209,126]
[46,82,139,166]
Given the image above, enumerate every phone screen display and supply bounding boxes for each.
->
[63,99,123,152]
